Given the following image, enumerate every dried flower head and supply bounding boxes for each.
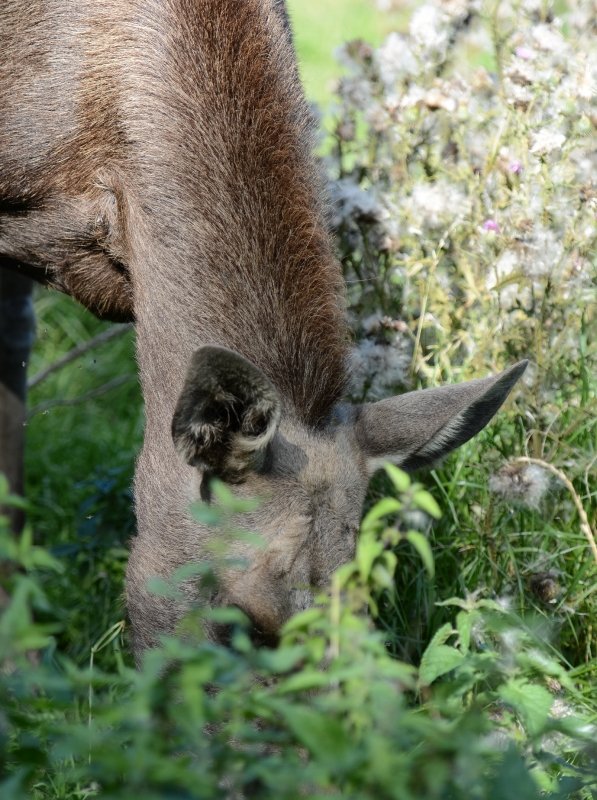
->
[530,129,566,156]
[529,571,560,602]
[488,463,550,509]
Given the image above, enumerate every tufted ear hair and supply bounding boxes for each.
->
[353,361,528,475]
[172,345,281,482]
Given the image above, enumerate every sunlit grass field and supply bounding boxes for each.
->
[287,0,407,106]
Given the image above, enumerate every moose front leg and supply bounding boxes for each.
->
[0,262,35,531]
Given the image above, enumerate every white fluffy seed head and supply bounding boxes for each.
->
[488,463,550,509]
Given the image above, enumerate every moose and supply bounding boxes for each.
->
[0,0,526,661]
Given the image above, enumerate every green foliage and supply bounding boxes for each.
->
[2,478,597,799]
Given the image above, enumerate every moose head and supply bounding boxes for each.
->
[169,345,526,645]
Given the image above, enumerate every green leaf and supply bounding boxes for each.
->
[498,680,553,737]
[412,490,441,519]
[418,644,465,687]
[356,536,384,581]
[276,705,352,765]
[257,645,306,674]
[384,463,410,492]
[488,744,543,800]
[203,607,249,626]
[361,498,402,528]
[456,610,479,653]
[371,559,396,590]
[190,501,223,527]
[277,671,332,694]
[281,607,324,634]
[418,623,462,687]
[428,622,457,648]
[405,531,435,578]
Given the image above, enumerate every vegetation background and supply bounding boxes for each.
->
[6,0,597,796]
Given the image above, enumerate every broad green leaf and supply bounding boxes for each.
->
[203,606,249,626]
[405,530,435,578]
[418,644,465,687]
[361,498,402,528]
[428,622,457,648]
[281,607,324,634]
[276,705,351,764]
[384,463,410,492]
[372,558,397,590]
[498,680,553,737]
[412,490,441,519]
[277,670,332,694]
[257,645,306,674]
[357,537,384,580]
[190,501,223,527]
[435,597,472,610]
[517,650,576,693]
[487,744,543,799]
[456,609,479,653]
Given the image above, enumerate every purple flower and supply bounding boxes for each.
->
[509,161,523,174]
[483,219,500,233]
[515,46,534,60]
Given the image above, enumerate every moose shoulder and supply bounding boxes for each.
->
[0,0,527,661]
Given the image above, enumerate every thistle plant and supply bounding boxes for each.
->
[331,0,597,675]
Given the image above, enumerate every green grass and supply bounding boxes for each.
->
[25,293,141,666]
[288,0,407,107]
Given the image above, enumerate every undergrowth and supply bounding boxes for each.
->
[2,473,597,798]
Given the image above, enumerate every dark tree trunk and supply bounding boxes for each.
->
[0,262,35,532]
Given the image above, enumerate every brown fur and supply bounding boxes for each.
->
[1,0,527,662]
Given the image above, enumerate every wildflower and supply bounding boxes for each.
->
[530,129,566,156]
[409,4,449,61]
[349,337,411,401]
[519,224,564,279]
[410,182,468,229]
[509,161,523,174]
[515,46,535,60]
[531,24,567,57]
[505,60,537,86]
[331,178,383,226]
[483,219,500,232]
[338,76,373,111]
[489,463,550,510]
[574,67,596,101]
[376,32,418,87]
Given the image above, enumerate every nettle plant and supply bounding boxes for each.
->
[2,474,597,799]
[330,0,597,667]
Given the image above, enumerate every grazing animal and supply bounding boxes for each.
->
[0,0,526,661]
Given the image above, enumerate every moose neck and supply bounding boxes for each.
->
[120,0,348,438]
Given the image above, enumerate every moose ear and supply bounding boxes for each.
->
[353,361,527,475]
[172,345,281,481]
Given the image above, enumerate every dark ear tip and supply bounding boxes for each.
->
[500,359,528,386]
